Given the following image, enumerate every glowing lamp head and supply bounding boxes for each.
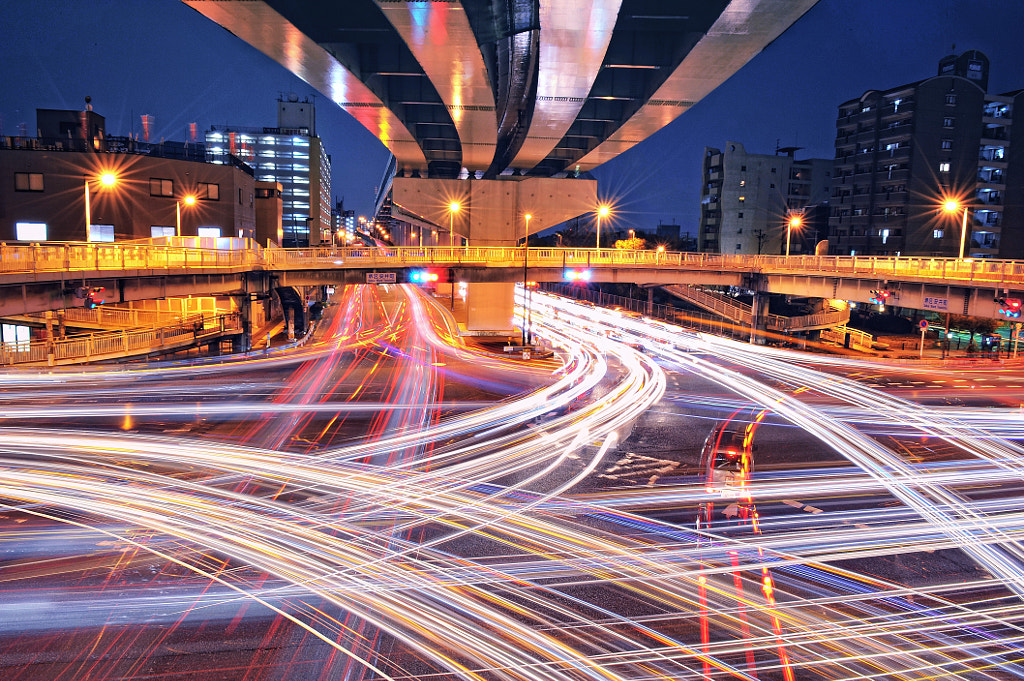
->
[943,200,960,213]
[657,246,665,253]
[99,172,117,187]
[183,195,197,206]
[449,202,461,213]
[788,215,803,228]
[525,213,532,222]
[597,205,610,218]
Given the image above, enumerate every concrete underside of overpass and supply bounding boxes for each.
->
[2,260,1014,343]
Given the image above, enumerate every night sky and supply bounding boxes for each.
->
[3,0,1023,230]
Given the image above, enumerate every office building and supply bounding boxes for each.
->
[830,51,1024,258]
[206,95,332,247]
[1,107,256,243]
[700,142,831,255]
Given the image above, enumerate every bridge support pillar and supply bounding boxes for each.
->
[235,291,252,353]
[749,291,769,345]
[466,282,515,335]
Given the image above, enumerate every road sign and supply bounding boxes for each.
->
[919,319,929,329]
[366,272,396,284]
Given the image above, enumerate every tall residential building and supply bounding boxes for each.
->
[206,95,332,247]
[699,141,831,255]
[830,51,1024,258]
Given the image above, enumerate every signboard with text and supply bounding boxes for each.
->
[922,296,948,311]
[366,272,397,284]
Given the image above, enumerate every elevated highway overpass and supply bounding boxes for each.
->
[2,242,1022,323]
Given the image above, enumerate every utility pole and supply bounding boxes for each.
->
[752,229,767,255]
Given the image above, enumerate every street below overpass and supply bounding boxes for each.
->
[0,285,1022,680]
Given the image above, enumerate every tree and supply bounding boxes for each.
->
[613,237,646,250]
[948,314,1000,346]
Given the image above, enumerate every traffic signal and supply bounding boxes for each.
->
[869,289,890,305]
[84,286,106,310]
[409,269,439,284]
[564,268,592,282]
[997,296,1022,318]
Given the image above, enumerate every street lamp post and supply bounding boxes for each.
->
[522,213,532,346]
[449,201,461,248]
[785,213,803,257]
[176,195,196,238]
[596,205,610,250]
[84,172,117,242]
[943,200,971,260]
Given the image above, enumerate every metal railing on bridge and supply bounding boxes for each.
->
[0,313,242,367]
[2,241,1024,287]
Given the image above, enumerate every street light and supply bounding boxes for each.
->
[84,171,118,241]
[522,213,533,346]
[176,194,196,238]
[943,199,971,260]
[449,201,461,247]
[596,204,610,249]
[785,212,803,257]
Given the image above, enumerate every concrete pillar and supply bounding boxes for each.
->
[749,291,769,345]
[467,282,516,334]
[235,293,252,352]
[57,309,66,339]
[287,308,295,340]
[647,288,654,316]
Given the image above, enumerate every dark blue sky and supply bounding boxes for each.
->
[3,0,1023,227]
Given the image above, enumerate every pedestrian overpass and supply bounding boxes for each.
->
[2,240,1022,343]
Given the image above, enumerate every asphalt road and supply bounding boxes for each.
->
[1,285,1023,680]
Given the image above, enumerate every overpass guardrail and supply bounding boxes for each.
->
[1,241,1023,287]
[0,312,242,366]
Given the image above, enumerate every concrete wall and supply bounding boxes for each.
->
[391,176,597,245]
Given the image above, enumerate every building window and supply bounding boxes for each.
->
[14,172,44,192]
[89,224,115,242]
[943,117,955,128]
[939,162,951,173]
[196,182,219,200]
[239,188,243,204]
[771,167,777,174]
[941,139,953,150]
[735,244,742,249]
[15,222,47,241]
[738,196,745,203]
[197,227,221,238]
[739,180,745,186]
[892,98,902,112]
[769,183,775,189]
[945,94,957,105]
[150,178,174,197]
[933,229,944,239]
[151,226,175,238]
[740,165,747,172]
[738,212,744,218]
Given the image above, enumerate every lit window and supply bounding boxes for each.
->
[151,226,175,238]
[892,98,902,112]
[15,222,46,241]
[880,228,890,245]
[933,229,944,239]
[943,117,955,128]
[738,196,745,202]
[197,227,221,238]
[945,94,957,105]
[939,162,951,173]
[941,139,953,150]
[14,172,44,192]
[739,180,745,186]
[89,224,115,242]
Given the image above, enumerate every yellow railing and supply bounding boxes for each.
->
[0,313,242,366]
[2,241,1024,287]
